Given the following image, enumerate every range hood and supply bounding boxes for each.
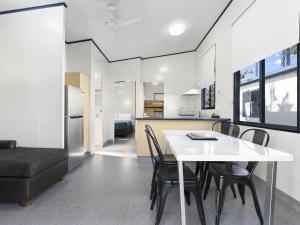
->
[182,88,201,96]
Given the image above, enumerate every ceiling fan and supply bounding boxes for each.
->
[105,3,142,31]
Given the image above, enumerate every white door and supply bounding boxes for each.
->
[94,75,103,150]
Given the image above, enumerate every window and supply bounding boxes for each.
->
[234,44,299,132]
[201,83,215,110]
[239,63,261,123]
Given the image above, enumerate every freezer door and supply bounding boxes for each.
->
[65,116,84,171]
[65,85,83,116]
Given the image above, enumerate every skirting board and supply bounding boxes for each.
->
[253,176,300,213]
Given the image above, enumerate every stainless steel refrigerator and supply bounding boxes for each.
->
[65,85,84,172]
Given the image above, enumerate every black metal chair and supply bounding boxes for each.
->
[197,122,240,198]
[211,121,240,138]
[145,125,177,202]
[204,128,269,225]
[145,128,206,225]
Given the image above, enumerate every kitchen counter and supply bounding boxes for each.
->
[135,116,230,121]
[135,116,230,156]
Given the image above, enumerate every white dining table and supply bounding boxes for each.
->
[162,130,293,225]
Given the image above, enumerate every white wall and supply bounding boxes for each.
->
[66,41,110,151]
[142,52,200,117]
[144,82,164,100]
[66,42,91,76]
[0,6,65,148]
[109,59,143,118]
[195,0,300,201]
[113,81,136,118]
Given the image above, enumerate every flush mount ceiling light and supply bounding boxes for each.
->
[169,23,186,36]
[160,66,169,73]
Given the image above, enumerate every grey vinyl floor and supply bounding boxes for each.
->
[97,135,137,158]
[0,155,299,225]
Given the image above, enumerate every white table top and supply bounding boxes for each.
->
[163,130,293,162]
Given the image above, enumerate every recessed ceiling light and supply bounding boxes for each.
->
[160,66,169,73]
[169,23,186,36]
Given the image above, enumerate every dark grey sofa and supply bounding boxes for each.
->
[0,140,68,207]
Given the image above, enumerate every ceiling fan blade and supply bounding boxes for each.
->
[118,17,142,26]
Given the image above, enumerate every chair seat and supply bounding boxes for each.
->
[210,163,249,178]
[157,165,197,184]
[155,154,177,164]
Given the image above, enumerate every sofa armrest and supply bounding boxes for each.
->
[0,140,17,149]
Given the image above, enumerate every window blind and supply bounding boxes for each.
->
[232,0,300,72]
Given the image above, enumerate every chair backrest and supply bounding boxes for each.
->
[212,121,240,138]
[212,121,223,132]
[239,128,270,147]
[144,128,165,166]
[239,128,270,178]
[145,124,158,142]
[228,124,240,138]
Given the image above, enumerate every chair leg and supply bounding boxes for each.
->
[247,179,263,225]
[192,186,206,225]
[201,162,210,187]
[230,184,237,198]
[150,165,157,200]
[215,187,227,225]
[203,172,212,200]
[195,162,200,176]
[237,183,245,204]
[155,187,170,225]
[185,190,191,206]
[155,194,162,223]
[151,182,157,210]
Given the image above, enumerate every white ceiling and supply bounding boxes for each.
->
[0,0,231,61]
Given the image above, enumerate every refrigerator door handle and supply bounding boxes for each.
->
[65,115,83,119]
[70,116,83,119]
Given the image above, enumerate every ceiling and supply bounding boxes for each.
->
[0,0,231,61]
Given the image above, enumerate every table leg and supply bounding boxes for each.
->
[178,161,187,225]
[264,161,277,225]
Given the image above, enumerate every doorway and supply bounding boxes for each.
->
[98,80,137,158]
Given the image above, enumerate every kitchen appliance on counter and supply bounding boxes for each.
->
[177,107,198,117]
[65,85,84,172]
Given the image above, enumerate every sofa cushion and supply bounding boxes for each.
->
[0,147,67,178]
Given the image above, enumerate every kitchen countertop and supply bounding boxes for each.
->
[135,116,230,121]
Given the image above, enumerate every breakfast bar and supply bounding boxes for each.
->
[135,117,230,156]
